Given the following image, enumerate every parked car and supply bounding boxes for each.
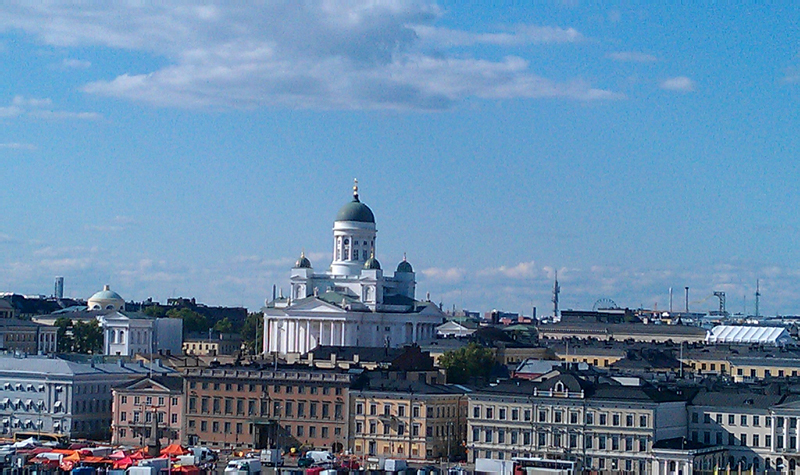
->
[298,457,314,468]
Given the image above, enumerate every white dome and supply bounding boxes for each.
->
[88,284,125,311]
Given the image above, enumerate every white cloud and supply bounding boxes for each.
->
[61,58,91,69]
[0,142,36,150]
[412,25,583,47]
[660,76,695,92]
[0,95,101,120]
[479,260,540,279]
[0,2,619,110]
[421,266,466,284]
[27,110,102,120]
[607,51,658,63]
[84,215,138,232]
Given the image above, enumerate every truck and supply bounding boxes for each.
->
[475,458,514,475]
[189,446,217,465]
[384,459,408,472]
[259,448,283,467]
[304,451,334,466]
[224,458,262,475]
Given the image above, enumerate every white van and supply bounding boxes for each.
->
[305,451,334,465]
[385,459,408,472]
[224,458,262,475]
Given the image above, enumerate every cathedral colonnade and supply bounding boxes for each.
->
[264,318,436,354]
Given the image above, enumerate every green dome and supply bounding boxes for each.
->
[364,256,381,270]
[294,252,312,268]
[336,198,375,223]
[396,258,413,273]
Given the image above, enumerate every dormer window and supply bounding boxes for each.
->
[555,381,565,392]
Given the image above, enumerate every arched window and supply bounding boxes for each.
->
[119,330,125,344]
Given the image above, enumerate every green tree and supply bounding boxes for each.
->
[72,320,103,354]
[54,316,74,352]
[241,312,263,355]
[438,343,495,384]
[213,317,233,334]
[167,307,209,335]
[143,304,167,318]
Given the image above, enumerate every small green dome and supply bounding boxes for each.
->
[396,257,413,273]
[364,256,381,270]
[294,252,312,269]
[336,199,375,223]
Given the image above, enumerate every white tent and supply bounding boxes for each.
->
[706,325,793,347]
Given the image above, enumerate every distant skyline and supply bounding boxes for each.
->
[1,3,799,315]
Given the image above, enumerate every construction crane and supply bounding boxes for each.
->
[710,291,728,317]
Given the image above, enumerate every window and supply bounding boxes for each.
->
[472,428,480,442]
[309,426,316,438]
[754,415,760,426]
[497,430,505,443]
[499,408,506,420]
[692,412,699,423]
[524,410,531,422]
[485,429,493,443]
[599,414,607,426]
[728,414,735,425]
[612,414,620,426]
[355,403,363,415]
[538,410,546,422]
[398,406,406,417]
[626,414,634,427]
[766,435,772,447]
[297,402,305,417]
[487,407,494,419]
[285,401,293,416]
[538,432,546,446]
[704,413,711,424]
[639,415,648,427]
[586,412,594,425]
[741,415,747,426]
[120,412,127,422]
[384,404,391,416]
[554,411,562,423]
[511,408,519,421]
[570,412,578,424]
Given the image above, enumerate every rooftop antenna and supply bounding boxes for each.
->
[552,270,560,318]
[755,279,761,318]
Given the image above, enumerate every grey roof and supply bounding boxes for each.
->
[307,346,406,363]
[0,355,172,377]
[540,322,707,336]
[690,390,784,409]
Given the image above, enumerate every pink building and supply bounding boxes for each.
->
[112,376,184,447]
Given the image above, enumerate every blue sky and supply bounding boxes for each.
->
[1,2,799,316]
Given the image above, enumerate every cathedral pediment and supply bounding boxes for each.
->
[286,297,347,313]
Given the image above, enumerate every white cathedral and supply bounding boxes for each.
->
[262,182,445,355]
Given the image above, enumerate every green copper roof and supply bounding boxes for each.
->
[336,199,375,223]
[396,259,413,273]
[364,256,381,270]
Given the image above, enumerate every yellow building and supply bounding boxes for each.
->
[349,372,467,463]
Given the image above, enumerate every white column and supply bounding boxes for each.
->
[785,417,789,452]
[412,324,417,342]
[318,322,323,348]
[306,320,311,352]
[330,322,335,345]
[772,416,776,451]
[340,322,345,345]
